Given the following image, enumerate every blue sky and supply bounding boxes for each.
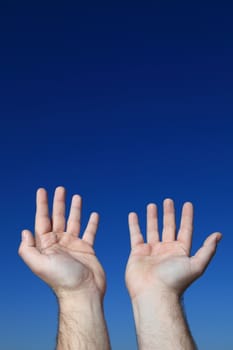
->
[0,2,233,349]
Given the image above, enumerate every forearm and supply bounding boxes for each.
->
[131,290,197,350]
[56,291,111,350]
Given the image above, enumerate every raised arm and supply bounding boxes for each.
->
[125,199,222,350]
[18,186,111,350]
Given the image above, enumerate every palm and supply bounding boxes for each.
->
[126,241,193,297]
[39,235,105,293]
[19,187,105,297]
[125,200,221,298]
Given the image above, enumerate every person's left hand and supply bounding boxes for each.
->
[125,199,222,299]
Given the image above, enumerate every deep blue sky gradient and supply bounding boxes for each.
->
[0,2,233,349]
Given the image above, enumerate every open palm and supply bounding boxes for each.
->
[125,199,222,299]
[19,187,105,297]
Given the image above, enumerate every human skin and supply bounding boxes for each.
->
[18,186,111,350]
[125,199,222,350]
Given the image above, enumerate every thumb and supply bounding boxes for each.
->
[21,229,35,246]
[190,232,222,277]
[18,230,44,273]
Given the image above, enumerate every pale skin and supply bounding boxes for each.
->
[18,186,111,350]
[18,189,221,349]
[125,199,222,350]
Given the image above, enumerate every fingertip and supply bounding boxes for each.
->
[129,211,137,215]
[211,232,222,244]
[37,187,47,197]
[163,198,174,203]
[204,232,222,247]
[21,230,28,240]
[55,186,66,193]
[91,211,99,220]
[183,201,193,208]
[216,232,223,243]
[128,212,139,226]
[185,200,193,205]
[37,187,46,192]
[128,211,137,219]
[72,194,82,201]
[21,229,35,246]
[163,198,174,209]
[147,203,157,210]
[22,229,33,240]
[36,188,48,206]
[19,230,29,256]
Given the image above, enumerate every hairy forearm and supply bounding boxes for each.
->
[56,291,111,350]
[131,291,197,350]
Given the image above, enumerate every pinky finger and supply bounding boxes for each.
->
[82,212,99,246]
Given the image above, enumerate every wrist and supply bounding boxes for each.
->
[54,282,105,302]
[131,289,181,315]
[57,289,104,311]
[130,284,181,305]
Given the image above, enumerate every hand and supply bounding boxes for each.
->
[125,199,222,299]
[19,187,106,299]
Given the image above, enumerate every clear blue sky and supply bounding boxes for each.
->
[0,2,232,349]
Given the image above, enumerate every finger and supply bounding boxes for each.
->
[18,230,46,274]
[190,232,222,276]
[162,198,176,242]
[82,212,99,246]
[128,212,144,248]
[146,203,160,244]
[35,188,51,235]
[177,202,194,254]
[67,195,82,236]
[52,186,66,233]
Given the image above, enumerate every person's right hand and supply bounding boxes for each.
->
[125,199,222,299]
[18,187,106,299]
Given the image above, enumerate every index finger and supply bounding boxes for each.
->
[177,201,194,254]
[128,212,144,249]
